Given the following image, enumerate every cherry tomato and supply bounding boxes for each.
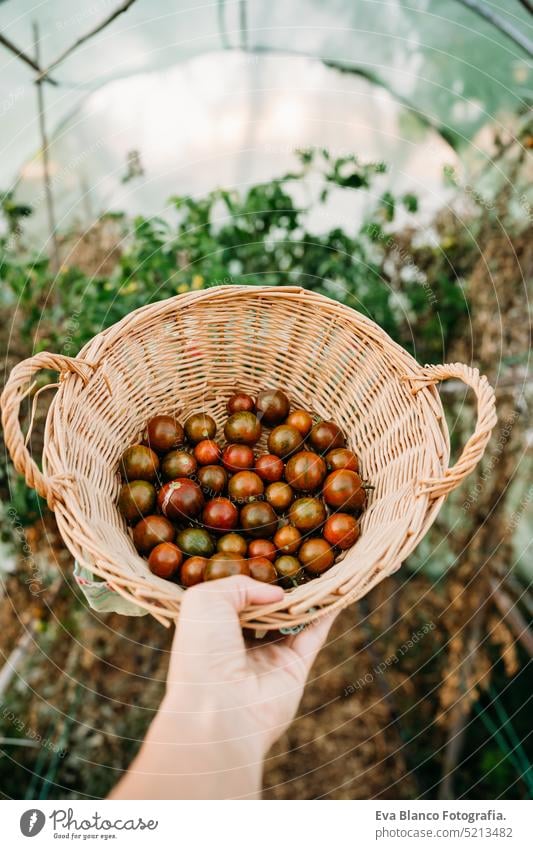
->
[285,450,327,491]
[161,450,197,480]
[176,527,215,558]
[133,515,175,555]
[180,556,207,587]
[148,542,183,579]
[248,557,277,583]
[228,470,264,503]
[273,524,301,555]
[217,533,248,556]
[299,538,335,575]
[254,454,284,483]
[267,425,303,458]
[288,497,326,532]
[265,481,294,513]
[197,464,228,496]
[118,480,156,523]
[256,389,290,426]
[323,513,359,549]
[325,447,359,473]
[202,497,239,532]
[194,439,221,466]
[227,393,255,415]
[240,501,278,538]
[274,555,302,586]
[204,552,249,580]
[322,470,364,511]
[120,445,159,482]
[247,539,277,561]
[146,415,184,453]
[285,409,313,437]
[222,444,254,473]
[158,478,204,520]
[308,421,346,453]
[184,413,217,444]
[224,411,262,446]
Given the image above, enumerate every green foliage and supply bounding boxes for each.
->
[0,190,32,238]
[0,149,469,368]
[0,463,45,531]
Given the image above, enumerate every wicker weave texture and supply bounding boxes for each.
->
[1,286,497,628]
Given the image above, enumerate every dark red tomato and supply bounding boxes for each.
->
[273,524,301,555]
[227,393,255,415]
[308,421,346,454]
[197,464,228,496]
[285,450,327,492]
[184,413,217,444]
[265,481,294,513]
[228,471,264,503]
[248,539,277,561]
[194,439,221,466]
[299,538,335,575]
[325,448,359,473]
[248,557,277,584]
[222,444,254,473]
[202,497,239,533]
[323,513,359,549]
[148,542,183,579]
[288,497,326,532]
[161,450,197,480]
[180,556,207,587]
[146,415,184,453]
[204,552,249,580]
[158,478,204,520]
[285,409,313,437]
[322,470,364,511]
[274,555,302,582]
[217,533,248,556]
[254,454,284,483]
[120,445,159,482]
[176,527,215,558]
[267,425,303,458]
[224,411,262,446]
[240,501,278,538]
[133,515,175,555]
[256,389,290,426]
[118,480,156,524]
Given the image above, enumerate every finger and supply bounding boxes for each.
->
[172,576,284,668]
[288,611,337,675]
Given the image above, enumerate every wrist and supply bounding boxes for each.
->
[161,686,269,755]
[138,693,264,799]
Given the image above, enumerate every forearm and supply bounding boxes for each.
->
[110,695,264,800]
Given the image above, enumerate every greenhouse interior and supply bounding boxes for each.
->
[0,0,531,804]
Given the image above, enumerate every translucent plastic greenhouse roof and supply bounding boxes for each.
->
[1,0,530,179]
[0,0,530,243]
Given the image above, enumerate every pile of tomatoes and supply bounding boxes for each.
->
[117,389,367,588]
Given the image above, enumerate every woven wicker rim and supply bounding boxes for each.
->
[1,286,496,628]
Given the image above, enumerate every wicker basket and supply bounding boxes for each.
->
[1,286,496,629]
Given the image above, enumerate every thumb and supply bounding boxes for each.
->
[169,576,284,681]
[286,611,337,677]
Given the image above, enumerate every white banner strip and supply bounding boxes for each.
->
[1,799,531,848]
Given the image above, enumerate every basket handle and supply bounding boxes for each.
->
[1,352,96,508]
[407,362,497,498]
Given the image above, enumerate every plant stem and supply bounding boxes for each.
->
[0,32,56,83]
[37,0,139,81]
[438,605,485,799]
[33,22,60,275]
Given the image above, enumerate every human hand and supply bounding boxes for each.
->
[166,575,335,754]
[111,576,334,799]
